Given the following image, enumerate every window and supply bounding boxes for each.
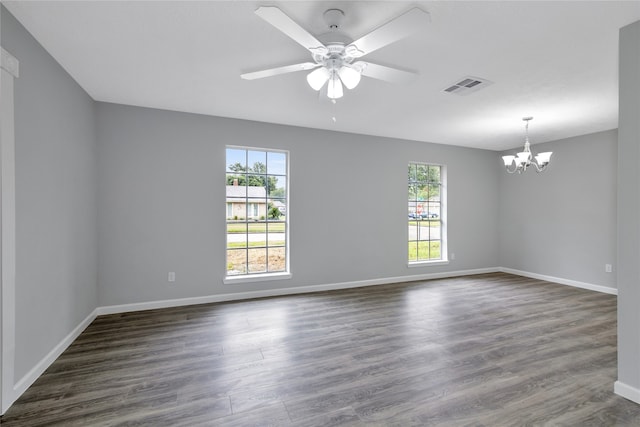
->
[225,147,288,279]
[408,163,446,263]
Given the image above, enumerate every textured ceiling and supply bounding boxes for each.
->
[4,1,640,150]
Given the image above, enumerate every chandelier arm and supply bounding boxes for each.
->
[532,161,548,173]
[504,164,520,174]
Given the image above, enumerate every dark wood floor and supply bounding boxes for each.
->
[2,272,640,426]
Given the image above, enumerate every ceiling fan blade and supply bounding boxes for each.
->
[241,62,319,80]
[355,62,418,84]
[255,6,328,55]
[346,8,430,58]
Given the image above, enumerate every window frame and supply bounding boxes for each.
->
[223,146,291,284]
[407,162,448,267]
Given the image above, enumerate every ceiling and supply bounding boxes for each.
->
[4,1,639,151]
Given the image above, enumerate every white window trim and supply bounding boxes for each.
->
[407,260,450,268]
[223,272,292,285]
[224,146,290,282]
[407,163,448,265]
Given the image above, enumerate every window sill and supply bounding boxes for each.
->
[223,272,292,285]
[407,260,450,268]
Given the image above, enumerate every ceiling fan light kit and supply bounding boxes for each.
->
[241,6,430,100]
[502,117,553,174]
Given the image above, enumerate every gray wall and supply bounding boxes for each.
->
[617,20,640,395]
[96,102,499,306]
[1,7,98,380]
[498,130,617,290]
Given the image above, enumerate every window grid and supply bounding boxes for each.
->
[408,163,443,263]
[226,148,288,277]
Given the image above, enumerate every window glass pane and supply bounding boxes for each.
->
[227,249,247,275]
[248,151,266,173]
[408,222,418,241]
[227,172,245,187]
[268,247,286,272]
[267,152,286,175]
[427,202,440,218]
[248,248,267,273]
[227,223,247,249]
[430,241,441,259]
[248,222,266,235]
[268,176,286,199]
[408,184,418,201]
[416,183,428,203]
[408,241,419,262]
[428,183,440,200]
[246,174,267,191]
[268,202,285,220]
[415,241,431,260]
[408,202,416,219]
[408,163,417,183]
[429,165,441,183]
[416,164,429,182]
[267,228,285,246]
[430,222,441,241]
[416,220,431,241]
[245,222,266,249]
[226,149,246,172]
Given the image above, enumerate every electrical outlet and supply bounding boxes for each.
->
[605,264,612,273]
[168,272,176,282]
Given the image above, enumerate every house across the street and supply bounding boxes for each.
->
[226,183,267,219]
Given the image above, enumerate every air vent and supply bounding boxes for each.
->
[443,76,492,96]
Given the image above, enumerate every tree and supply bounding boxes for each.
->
[227,161,279,194]
[268,203,282,219]
[408,164,440,201]
[228,162,246,173]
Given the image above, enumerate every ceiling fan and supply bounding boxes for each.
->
[241,6,430,100]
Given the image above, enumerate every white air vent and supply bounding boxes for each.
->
[443,76,492,95]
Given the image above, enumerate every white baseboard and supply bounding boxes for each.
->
[615,381,640,404]
[9,309,98,409]
[96,267,499,315]
[499,267,617,295]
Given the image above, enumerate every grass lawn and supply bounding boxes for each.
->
[227,221,285,233]
[408,241,441,261]
[227,241,285,249]
[408,220,440,227]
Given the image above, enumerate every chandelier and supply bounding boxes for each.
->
[502,117,552,174]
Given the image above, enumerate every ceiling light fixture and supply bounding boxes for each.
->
[306,67,330,90]
[502,117,552,174]
[326,69,344,99]
[306,55,361,100]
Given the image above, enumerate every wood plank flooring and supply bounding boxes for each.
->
[2,272,640,426]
